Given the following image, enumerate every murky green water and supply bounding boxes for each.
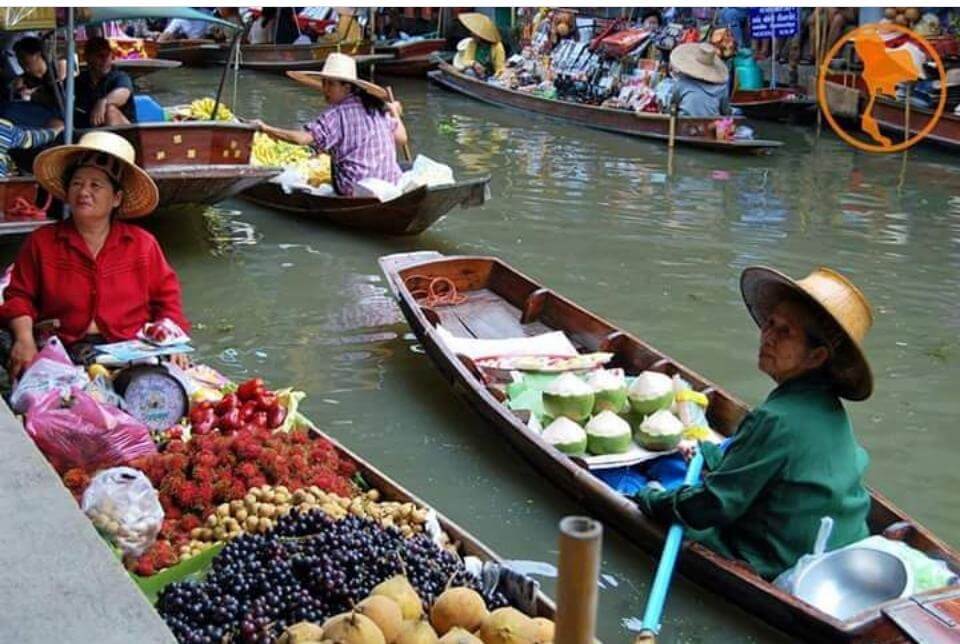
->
[12,67,960,642]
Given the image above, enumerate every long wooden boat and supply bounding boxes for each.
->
[429,62,782,154]
[379,250,960,643]
[731,87,817,122]
[153,39,215,67]
[240,175,490,235]
[108,122,279,208]
[824,73,960,150]
[77,58,182,79]
[375,38,447,77]
[202,40,384,73]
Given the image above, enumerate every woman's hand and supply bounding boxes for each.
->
[169,353,191,370]
[677,439,698,463]
[386,101,403,119]
[9,337,38,379]
[91,99,108,127]
[245,118,265,132]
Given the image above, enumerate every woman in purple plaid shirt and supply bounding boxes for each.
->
[254,53,408,197]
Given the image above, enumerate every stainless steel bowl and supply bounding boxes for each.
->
[793,547,910,621]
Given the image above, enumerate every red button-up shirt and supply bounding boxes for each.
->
[0,220,189,344]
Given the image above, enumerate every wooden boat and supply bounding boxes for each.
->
[374,38,447,77]
[241,175,490,235]
[379,250,960,643]
[202,40,385,73]
[0,176,55,237]
[429,62,782,154]
[153,39,216,67]
[731,87,817,122]
[824,73,960,150]
[107,122,279,208]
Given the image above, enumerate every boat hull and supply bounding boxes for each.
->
[375,39,447,76]
[379,251,960,643]
[154,40,214,67]
[732,88,817,122]
[429,63,781,153]
[241,176,490,235]
[203,41,378,72]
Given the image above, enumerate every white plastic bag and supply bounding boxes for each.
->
[11,337,88,413]
[354,177,403,202]
[81,467,164,558]
[399,155,455,192]
[774,516,834,594]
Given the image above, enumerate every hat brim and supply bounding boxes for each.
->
[33,143,159,219]
[670,46,729,84]
[286,70,388,102]
[740,266,873,401]
[458,13,501,43]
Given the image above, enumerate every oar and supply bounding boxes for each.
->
[635,449,705,643]
[386,86,413,163]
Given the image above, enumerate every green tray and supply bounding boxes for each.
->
[130,542,224,604]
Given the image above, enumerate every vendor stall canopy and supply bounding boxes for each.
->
[0,7,238,31]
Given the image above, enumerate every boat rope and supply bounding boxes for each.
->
[403,274,467,307]
[6,192,52,221]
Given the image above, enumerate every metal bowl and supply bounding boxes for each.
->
[793,547,911,621]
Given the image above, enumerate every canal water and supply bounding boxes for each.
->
[11,67,960,642]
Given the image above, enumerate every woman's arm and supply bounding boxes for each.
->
[253,120,314,147]
[386,102,408,147]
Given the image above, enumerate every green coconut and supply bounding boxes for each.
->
[541,417,587,455]
[627,371,675,416]
[585,411,633,455]
[584,369,628,414]
[541,373,594,422]
[636,409,684,451]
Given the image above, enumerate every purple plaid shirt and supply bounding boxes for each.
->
[306,94,402,196]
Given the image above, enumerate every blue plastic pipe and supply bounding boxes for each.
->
[639,449,705,636]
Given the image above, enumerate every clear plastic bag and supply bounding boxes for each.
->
[81,467,164,558]
[10,337,89,413]
[24,387,157,473]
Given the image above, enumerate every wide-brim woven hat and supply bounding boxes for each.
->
[33,131,158,219]
[740,266,874,401]
[458,12,501,43]
[286,52,388,102]
[671,42,729,84]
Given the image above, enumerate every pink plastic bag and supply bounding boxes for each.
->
[24,387,157,473]
[10,337,88,413]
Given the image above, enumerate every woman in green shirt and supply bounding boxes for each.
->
[634,266,874,580]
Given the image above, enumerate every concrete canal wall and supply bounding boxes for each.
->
[0,400,174,644]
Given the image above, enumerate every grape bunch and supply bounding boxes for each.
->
[158,510,509,643]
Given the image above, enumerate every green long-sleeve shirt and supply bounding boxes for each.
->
[634,371,871,579]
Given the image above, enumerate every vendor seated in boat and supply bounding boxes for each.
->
[668,43,732,118]
[452,12,506,79]
[634,266,873,580]
[253,53,407,198]
[10,36,67,126]
[75,37,135,128]
[0,131,190,376]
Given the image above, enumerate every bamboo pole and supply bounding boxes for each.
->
[814,8,822,137]
[386,86,412,163]
[555,516,602,644]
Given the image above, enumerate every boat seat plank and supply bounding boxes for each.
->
[452,289,552,340]
[435,308,475,338]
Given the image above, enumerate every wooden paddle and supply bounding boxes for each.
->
[386,86,413,163]
[634,450,705,643]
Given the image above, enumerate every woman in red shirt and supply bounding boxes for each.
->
[0,131,189,376]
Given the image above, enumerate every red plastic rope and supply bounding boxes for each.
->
[403,274,467,307]
[6,193,52,221]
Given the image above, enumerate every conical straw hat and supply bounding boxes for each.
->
[670,42,729,84]
[286,52,388,101]
[33,131,158,218]
[741,266,874,401]
[458,12,501,43]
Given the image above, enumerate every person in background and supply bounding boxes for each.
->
[75,37,134,128]
[209,7,244,43]
[634,266,873,580]
[11,37,64,118]
[0,117,62,177]
[452,12,506,79]
[0,131,189,374]
[640,10,662,31]
[716,7,750,48]
[251,53,406,197]
[248,7,277,45]
[669,42,731,117]
[157,15,210,42]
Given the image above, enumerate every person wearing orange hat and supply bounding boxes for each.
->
[634,266,874,580]
[0,131,190,375]
[452,12,506,79]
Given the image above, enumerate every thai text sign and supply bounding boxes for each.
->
[749,7,800,39]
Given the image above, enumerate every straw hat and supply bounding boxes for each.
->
[458,12,501,44]
[286,52,387,101]
[33,131,158,219]
[670,42,729,84]
[741,266,874,401]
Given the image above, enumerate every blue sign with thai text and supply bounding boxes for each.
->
[749,7,800,39]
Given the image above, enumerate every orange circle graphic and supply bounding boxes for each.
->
[816,23,947,153]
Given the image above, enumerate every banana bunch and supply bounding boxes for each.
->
[251,132,313,168]
[297,155,332,187]
[188,97,235,122]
